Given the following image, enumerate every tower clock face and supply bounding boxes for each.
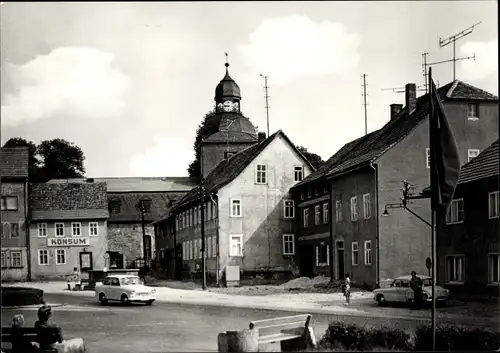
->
[223,100,234,112]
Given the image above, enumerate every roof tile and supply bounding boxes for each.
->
[0,147,29,179]
[457,139,499,184]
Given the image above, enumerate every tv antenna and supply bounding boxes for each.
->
[361,74,368,136]
[260,74,270,137]
[381,85,426,94]
[438,21,482,80]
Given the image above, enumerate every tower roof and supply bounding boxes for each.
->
[214,62,241,101]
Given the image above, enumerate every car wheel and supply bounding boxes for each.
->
[376,294,386,306]
[121,294,130,305]
[146,300,154,306]
[99,293,108,305]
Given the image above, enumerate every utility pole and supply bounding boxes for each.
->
[439,21,482,80]
[199,179,207,290]
[260,74,270,137]
[138,200,148,266]
[361,74,368,135]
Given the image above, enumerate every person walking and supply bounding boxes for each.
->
[342,273,351,306]
[410,271,424,310]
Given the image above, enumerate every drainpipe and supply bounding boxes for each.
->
[328,181,334,282]
[369,162,380,288]
[25,178,32,281]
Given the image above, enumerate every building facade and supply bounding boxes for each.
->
[292,81,498,288]
[1,147,30,281]
[437,140,499,298]
[29,181,109,280]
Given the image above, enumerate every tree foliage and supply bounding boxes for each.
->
[187,110,217,177]
[2,137,86,181]
[297,146,325,170]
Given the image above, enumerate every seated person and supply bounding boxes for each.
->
[11,314,37,353]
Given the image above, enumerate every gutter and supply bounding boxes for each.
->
[369,162,380,288]
[25,178,32,281]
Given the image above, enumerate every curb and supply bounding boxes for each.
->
[2,303,63,310]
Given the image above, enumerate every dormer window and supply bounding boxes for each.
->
[109,201,121,214]
[467,103,479,120]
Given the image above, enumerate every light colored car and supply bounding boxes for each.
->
[95,275,156,305]
[373,275,450,306]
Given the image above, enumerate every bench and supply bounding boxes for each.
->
[1,327,63,353]
[249,314,315,351]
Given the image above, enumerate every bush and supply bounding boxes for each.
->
[1,287,44,307]
[319,321,411,351]
[414,323,500,351]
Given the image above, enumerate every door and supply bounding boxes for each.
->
[336,241,345,280]
[299,245,314,278]
[389,279,407,302]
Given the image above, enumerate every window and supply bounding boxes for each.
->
[10,223,19,238]
[109,201,121,214]
[335,201,342,222]
[207,237,212,258]
[212,236,217,258]
[56,249,66,265]
[194,239,198,260]
[38,223,47,237]
[314,188,319,196]
[307,190,311,198]
[11,251,22,267]
[229,235,243,257]
[284,200,295,219]
[282,234,295,255]
[350,196,358,222]
[303,208,309,228]
[352,242,359,266]
[364,241,372,265]
[467,103,479,120]
[316,243,329,266]
[224,151,236,159]
[38,250,49,265]
[446,255,464,283]
[467,149,480,162]
[1,251,6,267]
[208,202,212,220]
[231,199,242,217]
[363,194,371,220]
[255,164,267,184]
[140,200,152,214]
[1,196,18,211]
[426,148,431,169]
[489,191,499,219]
[71,222,82,236]
[294,166,304,182]
[300,193,304,200]
[314,205,320,225]
[55,223,65,237]
[488,254,499,284]
[323,203,329,224]
[446,199,464,224]
[89,222,99,236]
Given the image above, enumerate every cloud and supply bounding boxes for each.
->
[1,47,131,127]
[237,16,361,86]
[129,136,194,177]
[459,40,498,81]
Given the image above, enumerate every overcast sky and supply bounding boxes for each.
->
[1,1,497,177]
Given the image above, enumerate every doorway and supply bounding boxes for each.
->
[107,251,124,269]
[336,241,345,280]
[299,245,314,278]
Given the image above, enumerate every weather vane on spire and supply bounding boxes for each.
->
[224,52,229,67]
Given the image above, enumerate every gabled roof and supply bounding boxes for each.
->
[48,177,198,193]
[0,147,29,179]
[170,130,315,212]
[457,139,499,184]
[292,80,498,190]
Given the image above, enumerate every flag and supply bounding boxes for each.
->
[428,67,461,211]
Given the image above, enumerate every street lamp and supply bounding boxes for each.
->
[136,199,150,268]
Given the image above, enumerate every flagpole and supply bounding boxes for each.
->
[428,67,437,351]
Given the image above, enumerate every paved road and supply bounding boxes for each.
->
[1,293,497,353]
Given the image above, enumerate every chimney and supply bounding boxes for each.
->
[405,83,417,115]
[390,104,403,121]
[258,132,267,142]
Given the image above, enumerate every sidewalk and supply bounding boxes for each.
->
[3,281,498,325]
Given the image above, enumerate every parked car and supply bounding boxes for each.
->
[95,275,156,305]
[373,275,450,306]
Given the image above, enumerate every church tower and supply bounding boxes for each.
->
[200,59,260,178]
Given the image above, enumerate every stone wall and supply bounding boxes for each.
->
[107,223,155,267]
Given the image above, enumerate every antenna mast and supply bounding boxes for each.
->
[438,21,482,80]
[361,74,368,136]
[260,74,270,136]
[381,85,426,94]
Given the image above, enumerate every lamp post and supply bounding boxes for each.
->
[137,200,148,267]
[199,179,207,290]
